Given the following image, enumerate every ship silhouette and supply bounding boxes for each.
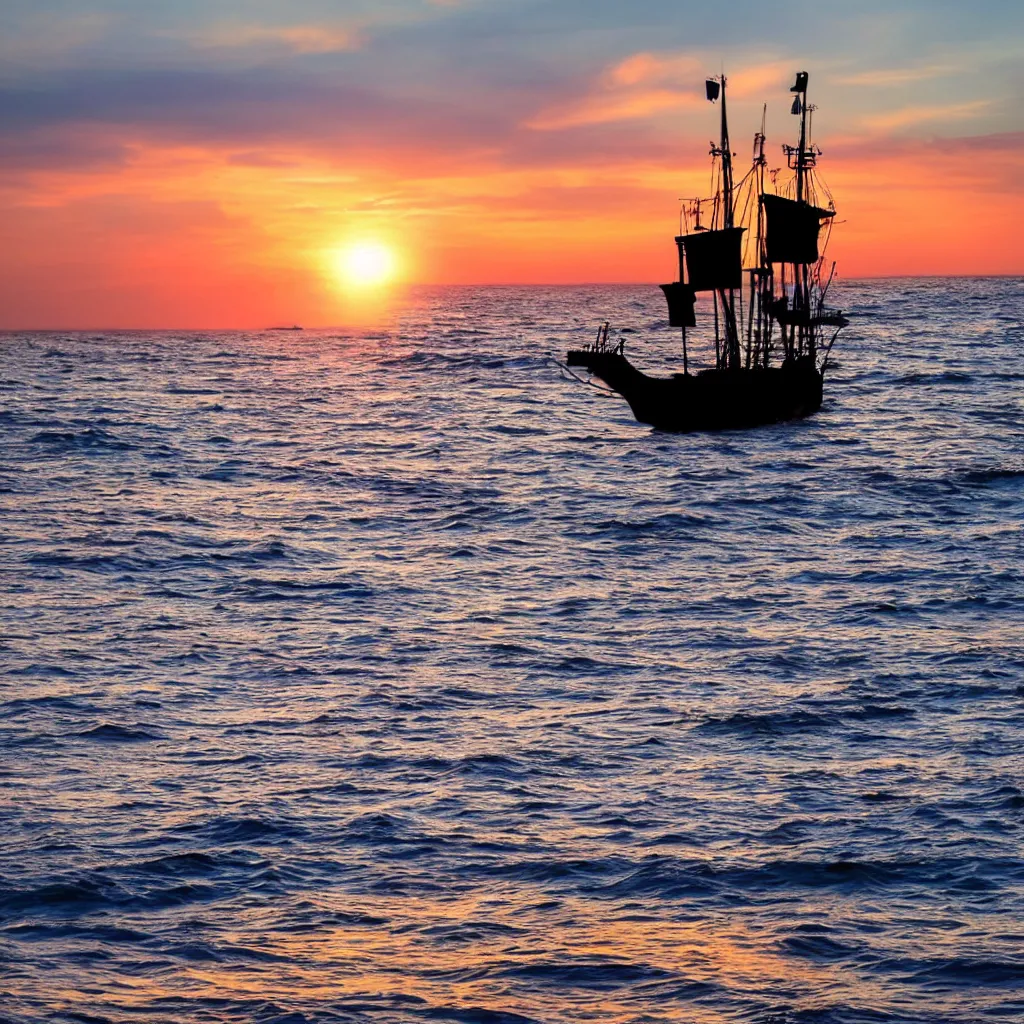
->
[567,71,848,432]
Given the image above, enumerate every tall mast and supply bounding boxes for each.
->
[748,108,767,369]
[712,75,739,368]
[785,71,812,357]
[793,72,808,203]
[720,76,734,229]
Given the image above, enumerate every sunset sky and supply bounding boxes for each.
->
[1,0,1022,327]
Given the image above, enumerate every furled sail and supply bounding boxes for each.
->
[761,194,834,265]
[677,227,745,292]
[659,282,697,327]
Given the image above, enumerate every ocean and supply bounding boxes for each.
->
[1,277,1022,1024]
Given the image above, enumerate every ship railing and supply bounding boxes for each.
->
[771,306,848,329]
[571,321,624,356]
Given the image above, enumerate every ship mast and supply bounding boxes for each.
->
[748,109,768,369]
[710,75,740,369]
[787,71,812,361]
[719,77,734,229]
[794,73,808,204]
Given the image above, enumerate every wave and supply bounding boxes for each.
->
[495,959,677,989]
[30,427,136,452]
[958,467,1024,486]
[69,723,162,742]
[694,710,832,737]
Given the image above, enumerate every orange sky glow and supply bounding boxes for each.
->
[1,3,1021,327]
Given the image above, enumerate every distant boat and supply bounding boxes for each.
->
[566,71,848,432]
[268,325,304,331]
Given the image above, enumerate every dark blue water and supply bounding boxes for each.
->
[2,278,1023,1024]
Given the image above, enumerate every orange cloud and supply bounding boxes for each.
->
[526,88,698,130]
[607,52,788,98]
[526,53,794,132]
[526,51,705,130]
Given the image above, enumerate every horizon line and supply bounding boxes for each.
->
[3,273,1021,332]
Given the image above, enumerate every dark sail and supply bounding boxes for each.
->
[659,282,697,327]
[677,227,745,292]
[761,194,834,265]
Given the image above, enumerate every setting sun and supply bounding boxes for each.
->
[331,242,399,290]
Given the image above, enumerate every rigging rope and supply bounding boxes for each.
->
[552,359,618,394]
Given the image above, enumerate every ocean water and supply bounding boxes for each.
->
[1,277,1023,1024]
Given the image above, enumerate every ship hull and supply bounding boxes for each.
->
[566,350,822,432]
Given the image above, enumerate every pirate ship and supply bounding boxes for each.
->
[566,71,848,432]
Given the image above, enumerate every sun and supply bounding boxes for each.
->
[331,241,398,290]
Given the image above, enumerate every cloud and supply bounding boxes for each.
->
[0,124,130,175]
[525,50,700,130]
[607,52,700,87]
[827,129,1024,197]
[187,22,362,55]
[606,52,789,97]
[0,65,505,159]
[861,99,991,131]
[834,63,960,87]
[727,62,794,98]
[525,51,797,130]
[526,88,698,130]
